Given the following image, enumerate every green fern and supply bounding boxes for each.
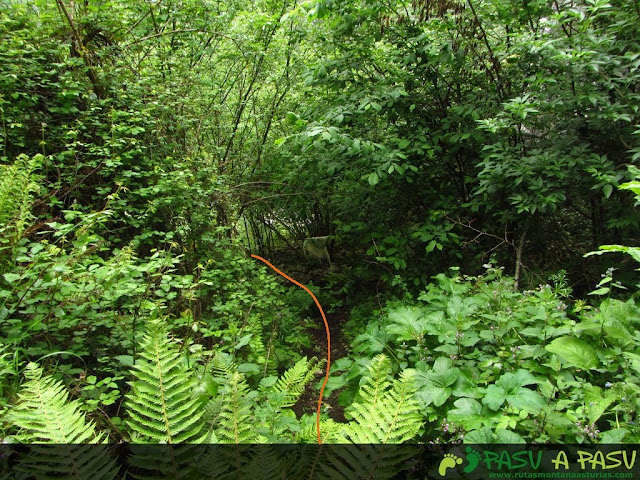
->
[7,363,106,443]
[213,371,257,443]
[4,363,118,480]
[194,358,320,478]
[206,356,321,444]
[353,353,392,411]
[0,153,42,242]
[342,355,421,443]
[193,444,295,480]
[266,357,321,409]
[125,319,204,444]
[125,320,206,479]
[317,355,422,479]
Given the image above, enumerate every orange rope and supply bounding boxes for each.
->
[251,255,331,444]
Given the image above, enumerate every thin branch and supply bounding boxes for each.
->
[445,214,512,245]
[240,192,314,208]
[55,0,105,98]
[233,181,298,188]
[123,28,245,57]
[123,4,156,37]
[514,226,528,290]
[444,214,515,261]
[465,0,504,100]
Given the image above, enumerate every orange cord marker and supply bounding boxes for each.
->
[251,255,330,445]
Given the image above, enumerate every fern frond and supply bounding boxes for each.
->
[125,320,206,479]
[344,360,421,443]
[297,415,345,444]
[196,445,291,480]
[314,355,422,479]
[354,354,392,411]
[0,154,42,241]
[320,443,420,480]
[269,357,322,409]
[8,363,105,443]
[5,363,118,480]
[213,372,258,443]
[126,319,204,444]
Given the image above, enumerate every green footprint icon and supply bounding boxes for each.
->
[438,453,463,476]
[463,446,482,473]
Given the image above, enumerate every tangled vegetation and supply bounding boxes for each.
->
[0,0,639,475]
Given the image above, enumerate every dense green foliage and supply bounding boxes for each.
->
[0,0,639,465]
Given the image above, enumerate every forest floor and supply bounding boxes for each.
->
[293,307,349,424]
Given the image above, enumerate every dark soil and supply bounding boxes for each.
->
[264,258,351,423]
[293,307,350,424]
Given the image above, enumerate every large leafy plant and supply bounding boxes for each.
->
[345,267,640,443]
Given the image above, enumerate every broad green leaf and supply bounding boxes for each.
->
[114,355,134,367]
[600,429,628,443]
[415,358,459,407]
[496,370,539,390]
[237,363,260,374]
[584,385,615,423]
[386,306,427,340]
[234,334,253,350]
[464,426,525,444]
[623,352,640,371]
[447,398,487,430]
[482,384,507,410]
[3,273,21,283]
[495,429,526,443]
[507,388,546,412]
[545,337,599,370]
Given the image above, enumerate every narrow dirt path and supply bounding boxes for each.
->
[294,307,350,424]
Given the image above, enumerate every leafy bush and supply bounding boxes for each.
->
[343,267,640,443]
